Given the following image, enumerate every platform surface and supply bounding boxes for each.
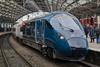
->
[88,38,100,52]
[0,32,11,36]
[0,32,5,35]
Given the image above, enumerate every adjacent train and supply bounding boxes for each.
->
[13,12,88,61]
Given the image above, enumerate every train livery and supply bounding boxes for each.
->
[13,12,88,61]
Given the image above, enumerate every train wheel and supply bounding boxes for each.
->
[47,48,56,59]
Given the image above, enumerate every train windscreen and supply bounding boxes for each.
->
[50,13,81,31]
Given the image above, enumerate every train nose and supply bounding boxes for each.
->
[70,47,88,60]
[67,37,88,48]
[67,38,88,60]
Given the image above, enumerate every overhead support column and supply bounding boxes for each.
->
[45,0,51,12]
[25,0,43,12]
[59,0,67,10]
[55,0,60,11]
[64,0,79,11]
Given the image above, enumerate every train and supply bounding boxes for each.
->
[12,12,88,61]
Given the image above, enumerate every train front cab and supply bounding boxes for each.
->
[20,12,88,61]
[43,13,88,61]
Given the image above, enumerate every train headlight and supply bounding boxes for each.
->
[82,35,86,38]
[60,36,64,39]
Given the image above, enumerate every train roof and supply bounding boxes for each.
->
[25,11,76,23]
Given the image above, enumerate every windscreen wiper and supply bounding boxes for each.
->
[59,23,74,32]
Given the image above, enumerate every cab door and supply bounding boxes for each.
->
[35,20,45,44]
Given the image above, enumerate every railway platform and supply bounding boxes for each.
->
[89,42,100,52]
[88,38,100,52]
[0,32,10,36]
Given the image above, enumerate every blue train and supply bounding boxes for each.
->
[14,12,88,61]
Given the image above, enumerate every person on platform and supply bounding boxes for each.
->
[83,25,89,38]
[89,25,95,43]
[95,26,100,43]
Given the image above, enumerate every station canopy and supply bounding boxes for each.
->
[0,0,100,22]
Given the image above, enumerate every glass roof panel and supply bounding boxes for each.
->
[0,0,99,22]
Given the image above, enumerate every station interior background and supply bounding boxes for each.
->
[0,0,100,30]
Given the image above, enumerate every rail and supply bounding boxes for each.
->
[0,34,33,67]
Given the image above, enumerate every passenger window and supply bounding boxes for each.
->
[30,22,35,38]
[26,24,31,35]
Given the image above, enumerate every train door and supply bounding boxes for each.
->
[35,20,45,44]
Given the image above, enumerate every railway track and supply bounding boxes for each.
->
[0,40,9,67]
[0,34,100,67]
[10,35,100,67]
[0,35,33,67]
